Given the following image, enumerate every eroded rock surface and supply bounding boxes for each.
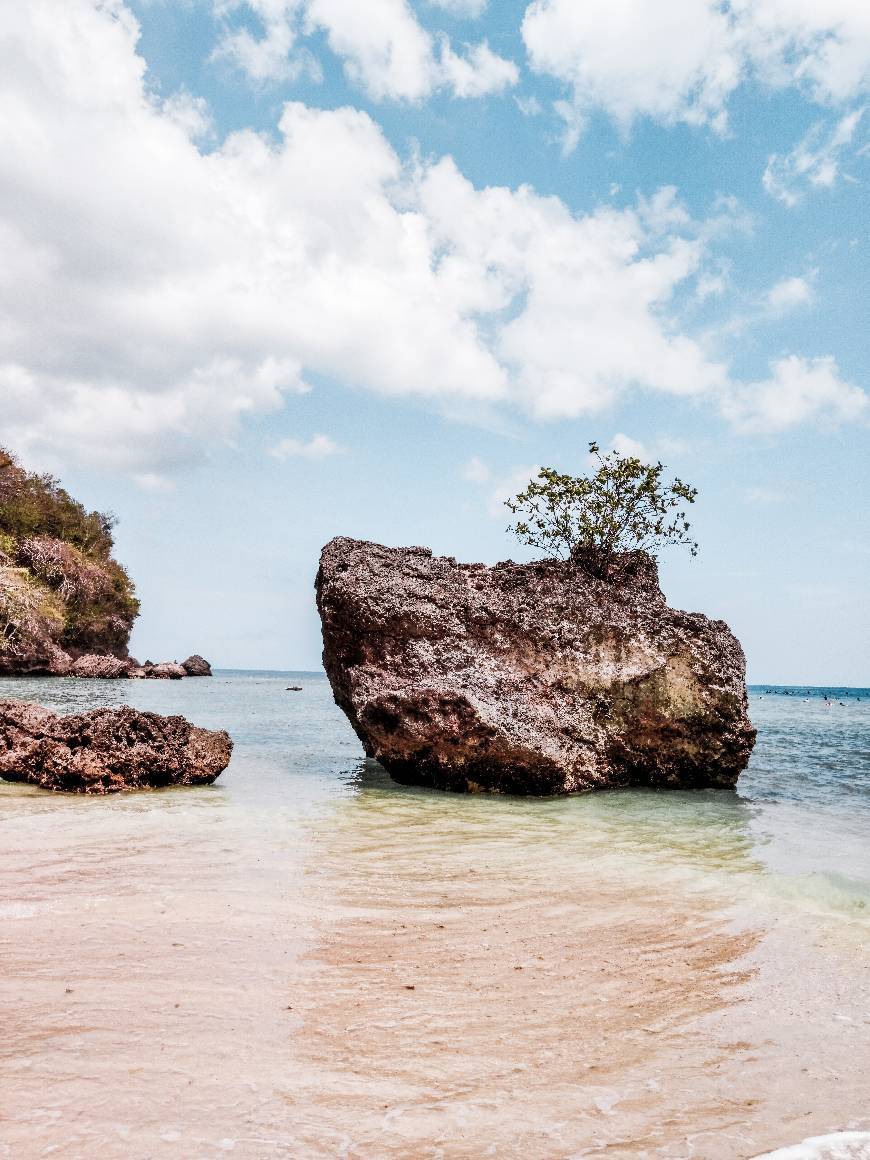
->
[316,537,756,795]
[0,701,232,794]
[70,654,131,679]
[146,662,187,680]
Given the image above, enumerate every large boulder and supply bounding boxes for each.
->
[0,701,232,794]
[182,654,212,677]
[316,537,756,796]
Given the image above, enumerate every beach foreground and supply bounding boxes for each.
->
[1,674,869,1159]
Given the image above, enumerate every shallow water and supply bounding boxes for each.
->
[1,675,869,1158]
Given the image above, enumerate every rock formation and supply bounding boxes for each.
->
[182,654,213,677]
[70,654,132,679]
[0,701,232,793]
[0,447,138,675]
[316,537,756,796]
[144,662,187,680]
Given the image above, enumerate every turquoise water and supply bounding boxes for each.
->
[1,673,869,917]
[2,673,870,1158]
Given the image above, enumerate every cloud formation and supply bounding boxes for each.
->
[215,0,517,99]
[270,434,344,459]
[723,356,868,433]
[763,110,865,206]
[0,1,864,477]
[522,0,870,144]
[766,275,815,313]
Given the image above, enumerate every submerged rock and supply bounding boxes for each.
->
[182,654,213,677]
[316,537,756,796]
[0,701,232,794]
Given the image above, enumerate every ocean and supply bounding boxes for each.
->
[1,673,869,1159]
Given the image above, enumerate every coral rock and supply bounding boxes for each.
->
[146,662,187,680]
[70,654,131,679]
[316,537,756,796]
[0,701,232,794]
[182,654,213,677]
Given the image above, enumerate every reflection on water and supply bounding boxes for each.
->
[0,674,869,1158]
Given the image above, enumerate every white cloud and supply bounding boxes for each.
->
[461,455,491,483]
[485,465,539,519]
[270,433,343,459]
[696,270,729,302]
[522,0,870,146]
[215,0,517,99]
[429,0,488,17]
[609,433,690,462]
[305,0,436,100]
[763,109,865,206]
[610,433,649,460]
[722,356,869,433]
[766,274,815,312]
[213,0,321,84]
[0,2,856,476]
[418,162,739,420]
[515,94,543,117]
[439,38,519,98]
[161,90,215,141]
[522,0,739,141]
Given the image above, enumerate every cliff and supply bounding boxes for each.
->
[0,447,139,675]
[316,537,756,795]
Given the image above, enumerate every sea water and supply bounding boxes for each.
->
[1,674,869,1159]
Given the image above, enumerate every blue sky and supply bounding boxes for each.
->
[1,0,868,682]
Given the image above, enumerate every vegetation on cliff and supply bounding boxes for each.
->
[0,448,139,671]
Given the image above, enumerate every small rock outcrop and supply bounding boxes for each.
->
[182,654,212,677]
[316,538,756,796]
[0,701,232,794]
[70,654,131,679]
[145,662,187,680]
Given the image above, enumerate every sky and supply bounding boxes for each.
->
[1,0,868,683]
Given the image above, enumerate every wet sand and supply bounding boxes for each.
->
[3,766,870,1159]
[2,676,870,1159]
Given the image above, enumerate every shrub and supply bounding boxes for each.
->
[0,447,138,658]
[0,566,63,659]
[0,447,116,559]
[506,442,698,579]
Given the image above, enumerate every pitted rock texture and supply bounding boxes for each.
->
[0,701,232,794]
[316,537,756,796]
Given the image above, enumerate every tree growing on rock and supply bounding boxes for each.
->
[505,442,698,579]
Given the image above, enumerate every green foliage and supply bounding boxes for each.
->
[505,442,699,578]
[0,447,116,559]
[0,447,138,656]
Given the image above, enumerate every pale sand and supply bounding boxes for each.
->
[2,774,870,1158]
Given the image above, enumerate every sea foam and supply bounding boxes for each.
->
[754,1133,870,1159]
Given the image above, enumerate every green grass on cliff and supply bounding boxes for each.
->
[0,448,139,661]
